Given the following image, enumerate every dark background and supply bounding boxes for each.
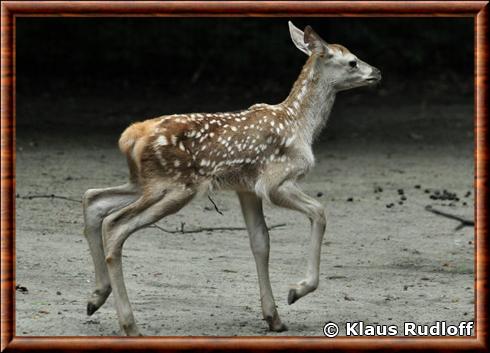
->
[16,18,473,140]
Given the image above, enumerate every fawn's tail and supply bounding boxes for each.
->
[118,122,150,184]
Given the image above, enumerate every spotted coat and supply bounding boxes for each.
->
[118,53,329,195]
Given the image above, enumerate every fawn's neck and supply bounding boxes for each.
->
[282,54,336,144]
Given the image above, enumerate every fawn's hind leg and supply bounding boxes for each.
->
[83,183,139,316]
[102,185,196,336]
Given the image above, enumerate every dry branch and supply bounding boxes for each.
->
[151,223,286,234]
[207,195,223,215]
[18,194,81,203]
[425,205,474,230]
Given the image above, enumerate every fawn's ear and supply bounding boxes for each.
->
[289,21,311,56]
[304,25,333,57]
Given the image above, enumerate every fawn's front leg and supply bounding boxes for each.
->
[237,192,287,332]
[268,180,326,304]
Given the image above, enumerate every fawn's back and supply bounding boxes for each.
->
[119,103,307,191]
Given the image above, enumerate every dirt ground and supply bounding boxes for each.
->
[15,102,474,336]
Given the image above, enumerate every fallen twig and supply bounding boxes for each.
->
[425,205,474,230]
[17,194,81,203]
[151,223,286,234]
[207,195,223,215]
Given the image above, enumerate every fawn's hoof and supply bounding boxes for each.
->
[124,330,144,337]
[288,281,317,305]
[87,302,98,316]
[270,322,288,332]
[87,288,111,316]
[288,288,299,305]
[265,313,288,332]
[122,323,142,336]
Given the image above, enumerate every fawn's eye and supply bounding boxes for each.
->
[349,60,357,68]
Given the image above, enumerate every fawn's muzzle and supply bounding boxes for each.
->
[366,67,382,83]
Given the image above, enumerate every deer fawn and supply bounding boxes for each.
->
[83,22,381,336]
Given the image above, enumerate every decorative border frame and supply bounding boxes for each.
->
[1,1,488,352]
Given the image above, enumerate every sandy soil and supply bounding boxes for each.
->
[15,103,474,336]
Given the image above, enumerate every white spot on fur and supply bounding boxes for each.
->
[156,135,168,146]
[285,135,295,147]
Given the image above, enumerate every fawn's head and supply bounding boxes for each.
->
[289,21,381,91]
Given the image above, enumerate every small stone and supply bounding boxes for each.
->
[344,294,355,301]
[15,285,28,293]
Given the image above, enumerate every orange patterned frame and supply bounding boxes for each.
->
[1,1,488,352]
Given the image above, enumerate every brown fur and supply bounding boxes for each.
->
[329,43,350,54]
[120,104,299,190]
